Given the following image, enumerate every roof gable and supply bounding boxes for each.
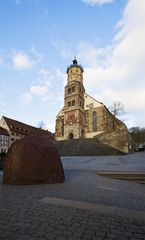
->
[84,93,103,110]
[2,116,53,138]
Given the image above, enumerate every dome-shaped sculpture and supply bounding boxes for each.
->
[3,136,65,184]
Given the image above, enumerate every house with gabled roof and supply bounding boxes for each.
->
[0,116,53,147]
[0,126,9,153]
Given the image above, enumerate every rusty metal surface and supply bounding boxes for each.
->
[3,136,65,184]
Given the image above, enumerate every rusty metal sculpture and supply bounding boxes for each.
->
[3,136,65,184]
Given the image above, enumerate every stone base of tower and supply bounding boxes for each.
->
[64,123,85,140]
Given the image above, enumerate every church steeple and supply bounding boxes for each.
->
[66,58,84,85]
[67,58,84,74]
[72,57,77,65]
[62,58,85,139]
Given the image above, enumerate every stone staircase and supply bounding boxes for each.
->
[55,138,125,156]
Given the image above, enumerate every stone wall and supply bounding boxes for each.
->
[85,106,107,134]
[95,129,133,153]
[55,115,64,138]
[84,105,127,135]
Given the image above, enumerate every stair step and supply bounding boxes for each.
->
[56,138,124,156]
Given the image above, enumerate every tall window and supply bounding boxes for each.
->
[72,86,75,92]
[72,100,75,106]
[68,88,71,95]
[92,111,97,131]
[68,101,71,107]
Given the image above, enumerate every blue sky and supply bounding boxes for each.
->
[0,0,145,132]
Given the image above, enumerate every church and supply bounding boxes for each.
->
[55,59,133,153]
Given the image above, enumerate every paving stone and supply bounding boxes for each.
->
[95,231,106,237]
[56,236,68,240]
[1,154,145,240]
[91,237,103,240]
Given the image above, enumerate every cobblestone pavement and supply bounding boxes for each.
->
[62,151,145,172]
[1,152,145,240]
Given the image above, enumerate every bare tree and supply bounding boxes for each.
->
[37,120,46,129]
[109,101,125,117]
[129,127,145,143]
[109,101,126,130]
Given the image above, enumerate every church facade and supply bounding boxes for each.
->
[55,59,132,153]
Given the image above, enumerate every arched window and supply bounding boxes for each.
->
[92,111,97,131]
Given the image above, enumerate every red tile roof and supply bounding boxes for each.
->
[2,116,53,139]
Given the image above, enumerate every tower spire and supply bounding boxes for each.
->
[72,56,78,65]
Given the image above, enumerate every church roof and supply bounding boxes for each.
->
[84,93,104,109]
[56,107,64,118]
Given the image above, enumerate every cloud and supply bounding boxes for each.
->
[30,85,48,96]
[30,47,43,64]
[12,51,33,70]
[81,0,114,6]
[78,0,145,128]
[0,54,3,65]
[39,69,50,76]
[77,41,112,67]
[55,68,66,86]
[51,38,73,59]
[11,48,43,70]
[0,49,7,66]
[20,68,65,107]
[20,93,32,105]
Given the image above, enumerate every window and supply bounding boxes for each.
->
[72,100,75,106]
[81,129,84,138]
[80,102,84,108]
[92,111,97,132]
[72,86,75,92]
[68,102,71,107]
[68,88,71,95]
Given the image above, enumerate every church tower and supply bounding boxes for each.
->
[63,58,85,139]
[55,59,85,140]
